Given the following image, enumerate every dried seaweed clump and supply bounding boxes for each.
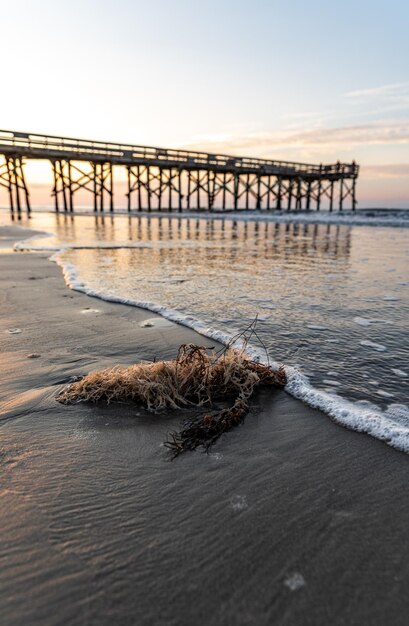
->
[57,344,286,457]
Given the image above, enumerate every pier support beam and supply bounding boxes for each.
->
[276,177,282,210]
[0,156,30,214]
[329,180,335,212]
[52,160,114,213]
[316,177,322,211]
[296,178,302,210]
[352,178,357,210]
[126,165,185,211]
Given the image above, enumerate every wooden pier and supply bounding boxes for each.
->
[0,130,359,215]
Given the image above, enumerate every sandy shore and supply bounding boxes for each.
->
[1,226,409,626]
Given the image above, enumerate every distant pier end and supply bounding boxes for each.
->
[0,130,359,214]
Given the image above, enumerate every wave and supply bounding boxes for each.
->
[14,230,409,456]
[10,207,409,231]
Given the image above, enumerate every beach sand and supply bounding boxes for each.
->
[1,226,409,626]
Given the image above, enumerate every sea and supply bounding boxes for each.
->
[3,209,409,453]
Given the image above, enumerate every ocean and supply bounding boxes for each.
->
[4,209,409,453]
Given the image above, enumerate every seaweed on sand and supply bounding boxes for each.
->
[57,321,287,457]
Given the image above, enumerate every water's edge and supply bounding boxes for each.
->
[52,250,409,456]
[12,225,409,456]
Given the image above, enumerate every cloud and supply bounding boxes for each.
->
[345,82,409,100]
[181,120,409,157]
[284,121,409,146]
[344,82,409,115]
[361,164,409,180]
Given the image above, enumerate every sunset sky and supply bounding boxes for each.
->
[1,0,408,207]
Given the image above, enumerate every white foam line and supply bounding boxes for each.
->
[285,368,409,454]
[13,231,54,250]
[49,249,409,456]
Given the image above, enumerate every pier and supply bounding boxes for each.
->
[0,129,359,215]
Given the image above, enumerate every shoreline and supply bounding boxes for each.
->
[1,227,409,625]
[3,206,409,229]
[10,220,409,456]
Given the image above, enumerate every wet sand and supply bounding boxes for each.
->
[1,227,409,626]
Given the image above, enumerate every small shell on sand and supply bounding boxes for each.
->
[284,573,306,591]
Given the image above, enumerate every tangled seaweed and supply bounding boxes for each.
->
[57,324,287,457]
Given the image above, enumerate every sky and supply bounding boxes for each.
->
[0,0,408,207]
